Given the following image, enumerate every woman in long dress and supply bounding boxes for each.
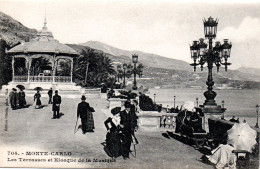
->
[202,144,237,169]
[18,89,26,108]
[104,107,122,158]
[34,90,42,109]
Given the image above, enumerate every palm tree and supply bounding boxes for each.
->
[31,57,52,76]
[74,49,116,87]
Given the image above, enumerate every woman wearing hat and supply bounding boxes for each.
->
[34,90,42,109]
[18,88,26,108]
[77,95,95,134]
[104,107,122,158]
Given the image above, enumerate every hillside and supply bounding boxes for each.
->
[0,11,37,46]
[81,41,192,72]
[0,11,259,88]
[237,67,260,77]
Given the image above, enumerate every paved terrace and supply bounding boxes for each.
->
[0,95,213,168]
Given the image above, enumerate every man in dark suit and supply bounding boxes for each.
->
[120,101,137,159]
[48,88,53,104]
[52,90,61,119]
[77,95,95,134]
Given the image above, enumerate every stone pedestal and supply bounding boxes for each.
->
[137,111,161,128]
[200,104,226,132]
[108,98,127,110]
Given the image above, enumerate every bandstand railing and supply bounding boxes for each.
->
[13,75,28,82]
[13,76,71,83]
[55,76,71,83]
[29,76,53,82]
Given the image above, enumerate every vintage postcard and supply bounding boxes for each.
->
[0,0,259,168]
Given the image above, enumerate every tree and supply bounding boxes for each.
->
[31,57,52,75]
[0,39,12,85]
[57,59,71,76]
[74,49,116,87]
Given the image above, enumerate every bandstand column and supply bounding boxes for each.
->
[26,56,31,82]
[70,59,73,83]
[52,55,56,82]
[11,56,14,81]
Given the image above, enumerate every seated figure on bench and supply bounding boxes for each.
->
[190,108,205,133]
[202,144,237,169]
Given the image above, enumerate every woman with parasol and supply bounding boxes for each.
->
[34,87,42,109]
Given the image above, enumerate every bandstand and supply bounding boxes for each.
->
[5,18,81,91]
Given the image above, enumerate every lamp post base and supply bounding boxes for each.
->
[199,103,226,132]
[132,85,137,90]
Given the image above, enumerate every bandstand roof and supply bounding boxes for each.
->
[7,17,78,56]
[7,40,78,56]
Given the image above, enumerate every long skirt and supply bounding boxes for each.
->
[207,144,236,169]
[34,98,42,109]
[106,130,121,158]
[81,112,95,132]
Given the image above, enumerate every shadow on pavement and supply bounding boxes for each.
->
[162,133,171,139]
[164,131,194,146]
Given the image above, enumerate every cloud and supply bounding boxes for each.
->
[218,16,260,42]
[217,16,260,69]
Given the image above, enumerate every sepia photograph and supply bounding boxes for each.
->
[0,0,259,168]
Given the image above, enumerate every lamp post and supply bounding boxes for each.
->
[222,100,225,119]
[256,104,259,128]
[123,63,127,87]
[190,16,232,114]
[117,65,122,83]
[154,93,156,103]
[132,54,138,90]
[196,97,199,107]
[174,95,176,108]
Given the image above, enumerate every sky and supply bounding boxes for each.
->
[0,0,260,69]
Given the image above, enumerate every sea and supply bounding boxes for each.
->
[147,88,260,127]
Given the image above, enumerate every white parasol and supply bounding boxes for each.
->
[227,122,257,153]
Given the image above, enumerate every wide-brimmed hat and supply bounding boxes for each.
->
[81,95,86,100]
[111,107,121,115]
[124,101,132,108]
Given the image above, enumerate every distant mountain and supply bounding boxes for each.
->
[81,41,192,72]
[0,11,259,85]
[0,11,37,46]
[237,67,260,77]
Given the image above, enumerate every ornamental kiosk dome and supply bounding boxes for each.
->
[7,18,78,56]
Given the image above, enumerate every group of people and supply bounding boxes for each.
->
[104,100,138,160]
[8,87,62,120]
[33,88,62,119]
[9,88,26,110]
[175,102,205,135]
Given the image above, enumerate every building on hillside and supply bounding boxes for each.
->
[4,17,80,90]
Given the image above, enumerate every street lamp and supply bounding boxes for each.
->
[121,55,143,90]
[123,63,127,87]
[196,97,199,107]
[132,54,138,90]
[222,100,225,119]
[154,93,156,103]
[190,16,232,114]
[174,95,176,108]
[256,104,259,128]
[117,65,122,82]
[222,100,225,108]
